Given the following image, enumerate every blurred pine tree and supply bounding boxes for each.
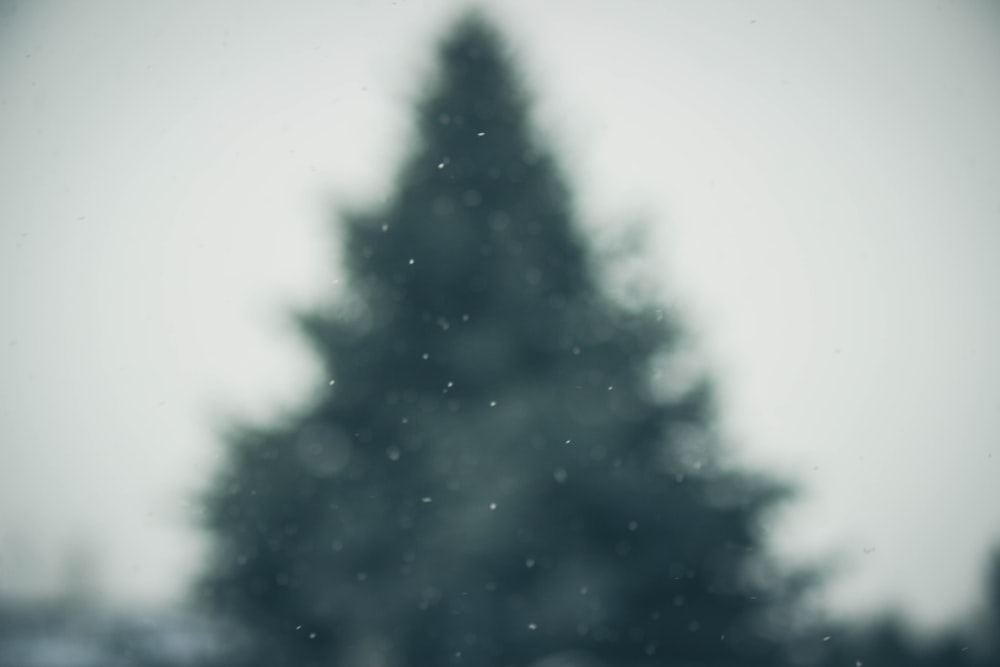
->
[198,12,805,667]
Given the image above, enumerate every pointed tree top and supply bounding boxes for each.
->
[415,9,532,146]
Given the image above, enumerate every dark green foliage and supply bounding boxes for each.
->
[797,619,984,667]
[198,12,804,667]
[794,553,1000,667]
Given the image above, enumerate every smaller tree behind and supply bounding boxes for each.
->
[798,551,1000,667]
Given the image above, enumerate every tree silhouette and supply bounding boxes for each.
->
[198,12,804,667]
[802,552,1000,667]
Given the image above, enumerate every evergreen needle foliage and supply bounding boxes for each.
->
[198,12,804,667]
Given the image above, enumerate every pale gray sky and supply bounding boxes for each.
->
[1,0,999,633]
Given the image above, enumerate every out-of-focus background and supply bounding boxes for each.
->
[1,0,999,647]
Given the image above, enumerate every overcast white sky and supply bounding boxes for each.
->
[2,0,999,633]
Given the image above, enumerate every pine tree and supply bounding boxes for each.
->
[804,552,1000,667]
[198,12,802,667]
